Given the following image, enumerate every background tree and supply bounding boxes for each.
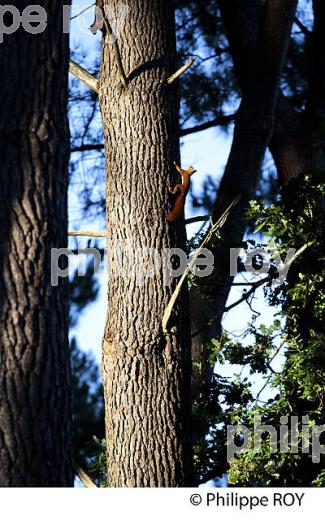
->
[189,0,325,485]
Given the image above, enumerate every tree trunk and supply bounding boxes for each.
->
[190,0,299,398]
[0,2,72,486]
[99,0,192,487]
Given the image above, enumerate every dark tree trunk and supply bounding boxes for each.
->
[0,2,73,486]
[190,0,299,397]
[99,0,192,486]
[212,0,298,287]
[277,0,325,484]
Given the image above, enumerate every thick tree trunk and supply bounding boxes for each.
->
[0,2,72,486]
[99,0,192,486]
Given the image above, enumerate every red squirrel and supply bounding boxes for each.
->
[167,162,197,222]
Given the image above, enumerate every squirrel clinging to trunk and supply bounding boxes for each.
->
[167,162,197,222]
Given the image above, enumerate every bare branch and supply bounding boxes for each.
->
[68,230,106,238]
[224,277,269,313]
[281,242,315,270]
[185,215,210,225]
[294,16,311,36]
[180,114,235,136]
[67,221,215,238]
[74,463,98,488]
[167,57,196,84]
[162,196,241,333]
[71,143,104,153]
[71,3,95,21]
[69,59,99,93]
[70,114,236,155]
[191,240,314,340]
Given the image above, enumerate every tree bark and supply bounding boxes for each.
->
[99,0,192,487]
[0,2,72,486]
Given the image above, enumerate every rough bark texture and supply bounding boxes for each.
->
[0,2,72,486]
[99,0,192,487]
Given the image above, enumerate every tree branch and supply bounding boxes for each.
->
[162,196,241,333]
[253,337,287,404]
[191,239,313,340]
[167,57,196,84]
[71,3,95,21]
[74,463,98,488]
[71,143,104,153]
[70,115,236,154]
[68,230,106,238]
[191,276,269,340]
[294,16,311,36]
[180,114,235,136]
[185,215,210,225]
[69,60,99,93]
